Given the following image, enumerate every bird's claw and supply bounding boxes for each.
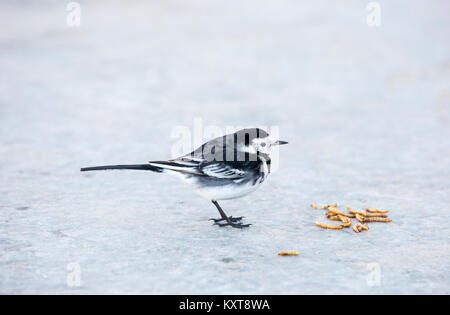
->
[209,216,244,223]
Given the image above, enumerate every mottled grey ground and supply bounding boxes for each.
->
[0,0,449,294]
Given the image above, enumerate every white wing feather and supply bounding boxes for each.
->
[201,163,245,179]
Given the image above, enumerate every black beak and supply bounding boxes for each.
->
[273,140,288,146]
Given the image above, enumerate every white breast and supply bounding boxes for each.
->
[193,180,262,200]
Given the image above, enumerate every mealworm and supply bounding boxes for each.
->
[353,223,369,232]
[346,206,363,216]
[364,212,388,218]
[327,207,348,217]
[360,217,392,223]
[278,250,299,256]
[350,209,368,216]
[360,224,369,231]
[322,203,337,209]
[347,206,366,215]
[315,221,343,229]
[366,207,389,214]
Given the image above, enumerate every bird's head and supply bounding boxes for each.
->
[237,128,288,156]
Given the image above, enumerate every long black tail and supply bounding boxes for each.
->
[80,164,163,173]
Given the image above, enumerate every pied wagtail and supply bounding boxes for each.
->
[81,128,288,228]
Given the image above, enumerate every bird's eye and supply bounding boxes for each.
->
[260,142,266,147]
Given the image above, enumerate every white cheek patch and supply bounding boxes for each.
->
[253,137,272,154]
[241,136,274,155]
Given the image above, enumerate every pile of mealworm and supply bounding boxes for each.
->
[310,203,391,233]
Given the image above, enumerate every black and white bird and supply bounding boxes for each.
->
[81,128,288,228]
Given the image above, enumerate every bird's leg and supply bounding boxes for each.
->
[209,200,251,228]
[209,200,243,223]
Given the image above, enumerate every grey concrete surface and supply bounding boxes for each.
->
[0,0,449,294]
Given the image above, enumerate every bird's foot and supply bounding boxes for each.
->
[213,221,251,229]
[209,216,244,223]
